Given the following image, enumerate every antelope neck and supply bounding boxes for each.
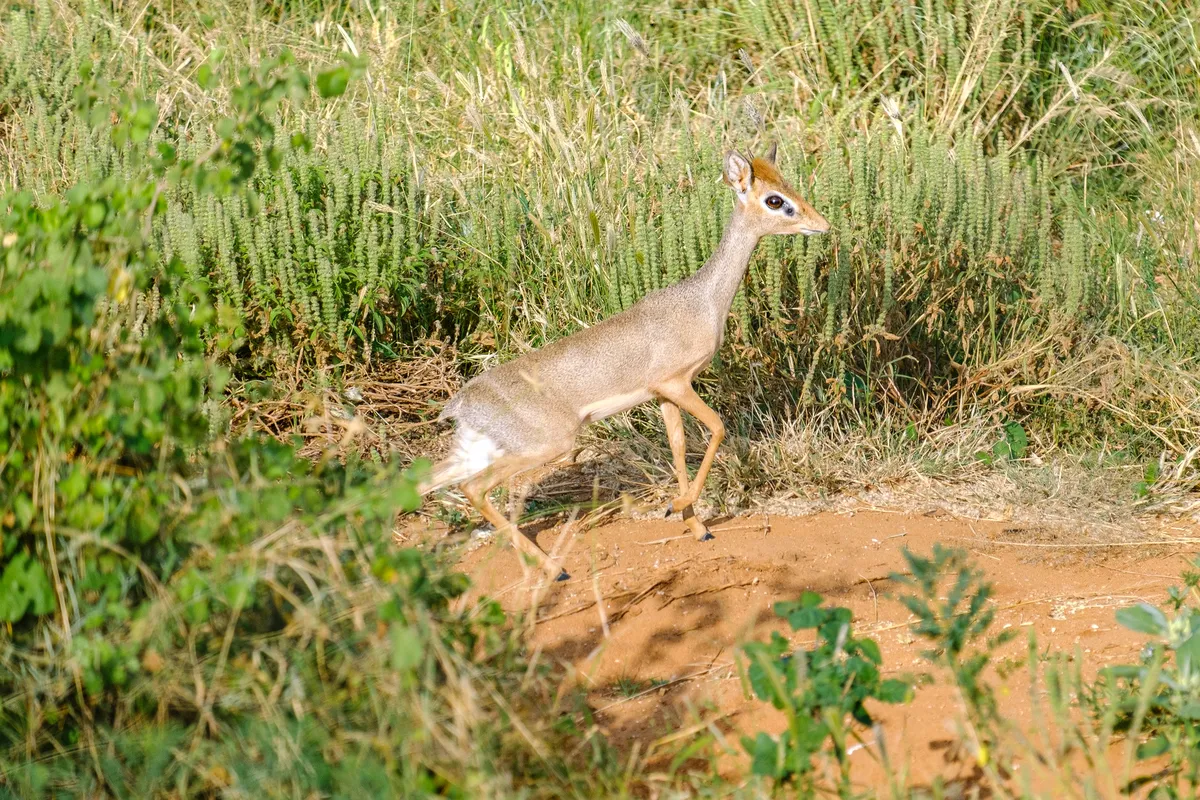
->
[691,205,762,326]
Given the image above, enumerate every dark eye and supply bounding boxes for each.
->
[765,195,784,209]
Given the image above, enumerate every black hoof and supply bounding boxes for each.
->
[664,503,674,518]
[699,531,715,542]
[555,570,571,582]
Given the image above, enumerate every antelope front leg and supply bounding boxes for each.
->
[657,382,725,532]
[659,400,714,542]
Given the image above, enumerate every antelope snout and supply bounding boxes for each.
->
[797,212,830,235]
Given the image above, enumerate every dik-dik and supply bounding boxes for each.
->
[419,146,830,580]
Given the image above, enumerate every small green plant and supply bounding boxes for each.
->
[740,591,911,794]
[1134,459,1162,499]
[892,546,1016,770]
[975,421,1029,464]
[1086,558,1200,795]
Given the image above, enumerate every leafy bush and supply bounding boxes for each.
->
[0,49,645,799]
[740,592,911,794]
[0,43,315,620]
[1087,560,1200,795]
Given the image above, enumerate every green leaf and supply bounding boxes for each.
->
[1178,702,1200,719]
[1175,630,1200,670]
[1116,603,1168,637]
[27,561,55,617]
[215,118,237,140]
[175,569,210,625]
[222,568,256,610]
[1136,735,1171,760]
[133,102,157,128]
[390,624,424,672]
[196,63,215,89]
[84,202,106,228]
[1004,422,1028,459]
[858,637,883,665]
[60,466,88,503]
[393,479,420,514]
[13,494,35,530]
[316,66,351,98]
[142,381,165,414]
[742,732,781,778]
[878,679,912,704]
[775,591,825,629]
[0,552,55,622]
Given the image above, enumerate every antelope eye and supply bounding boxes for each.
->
[765,195,784,209]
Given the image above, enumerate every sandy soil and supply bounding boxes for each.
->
[415,506,1197,792]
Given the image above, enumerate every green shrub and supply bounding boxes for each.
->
[1088,560,1200,795]
[740,592,911,794]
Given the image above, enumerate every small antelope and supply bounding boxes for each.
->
[419,145,830,580]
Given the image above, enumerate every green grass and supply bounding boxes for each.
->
[2,1,1196,456]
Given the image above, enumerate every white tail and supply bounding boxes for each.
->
[416,425,504,495]
[415,460,472,496]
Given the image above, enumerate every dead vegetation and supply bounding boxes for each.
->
[231,327,1200,557]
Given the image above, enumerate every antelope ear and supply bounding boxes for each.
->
[765,142,778,163]
[723,151,753,197]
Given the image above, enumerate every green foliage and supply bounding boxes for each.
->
[740,591,911,793]
[0,551,54,623]
[975,420,1029,464]
[2,0,1196,462]
[893,546,1016,767]
[0,47,325,667]
[1086,560,1200,795]
[0,42,693,799]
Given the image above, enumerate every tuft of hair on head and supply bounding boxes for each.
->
[749,156,783,186]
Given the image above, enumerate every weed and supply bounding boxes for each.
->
[1088,558,1200,795]
[893,546,1017,770]
[740,591,912,794]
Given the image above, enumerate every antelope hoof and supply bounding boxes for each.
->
[699,531,715,542]
[665,496,690,517]
[555,569,571,582]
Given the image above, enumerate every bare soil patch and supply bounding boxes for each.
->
[407,507,1199,790]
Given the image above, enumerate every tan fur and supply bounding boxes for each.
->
[420,146,830,580]
[749,157,784,184]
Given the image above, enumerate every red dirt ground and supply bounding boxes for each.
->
[417,507,1198,792]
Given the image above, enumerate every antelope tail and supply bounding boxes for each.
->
[415,456,477,496]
